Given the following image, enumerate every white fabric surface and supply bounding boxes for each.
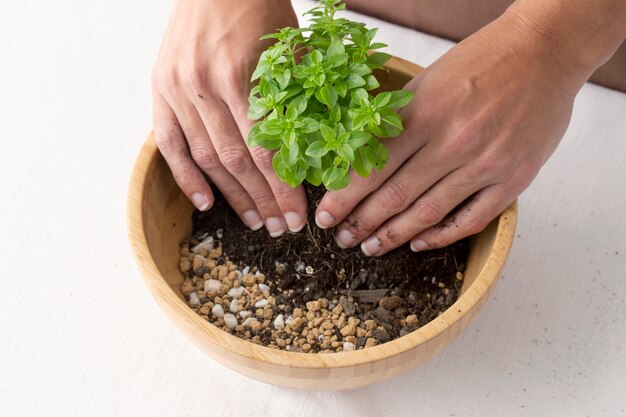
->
[1,1,625,416]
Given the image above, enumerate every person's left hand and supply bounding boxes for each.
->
[313,9,590,256]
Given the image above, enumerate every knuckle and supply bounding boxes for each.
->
[151,66,177,90]
[181,65,207,91]
[219,146,253,174]
[351,167,380,189]
[413,200,445,226]
[272,184,297,201]
[381,224,403,246]
[344,213,376,235]
[249,146,275,169]
[464,214,490,236]
[247,188,276,208]
[171,166,197,189]
[379,181,409,212]
[190,146,221,170]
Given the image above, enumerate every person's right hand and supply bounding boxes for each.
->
[151,0,307,236]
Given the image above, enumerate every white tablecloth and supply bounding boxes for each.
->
[1,1,625,416]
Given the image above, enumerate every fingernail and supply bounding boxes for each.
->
[266,216,286,237]
[191,193,210,211]
[284,212,305,233]
[316,211,335,229]
[361,236,382,257]
[242,210,264,231]
[410,239,428,252]
[335,228,355,249]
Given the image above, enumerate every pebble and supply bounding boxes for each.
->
[189,292,200,306]
[191,236,214,253]
[258,283,270,292]
[340,323,356,337]
[379,295,404,311]
[455,271,464,281]
[406,314,419,327]
[242,274,256,287]
[204,279,221,292]
[211,304,225,318]
[242,266,251,275]
[230,299,239,313]
[343,341,355,351]
[274,314,285,329]
[223,313,237,330]
[239,310,252,319]
[227,286,244,298]
[242,317,258,328]
[255,299,269,308]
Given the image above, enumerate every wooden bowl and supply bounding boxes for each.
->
[127,56,517,390]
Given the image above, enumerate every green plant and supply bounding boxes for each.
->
[247,0,414,190]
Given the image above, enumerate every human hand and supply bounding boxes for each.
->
[314,9,591,256]
[151,0,306,236]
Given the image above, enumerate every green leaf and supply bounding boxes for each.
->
[329,106,341,124]
[381,110,403,129]
[347,131,371,149]
[335,82,347,97]
[247,97,269,120]
[352,147,374,177]
[351,88,369,106]
[251,63,269,81]
[337,143,355,161]
[323,165,350,190]
[345,73,366,89]
[306,166,324,186]
[286,95,307,120]
[305,141,329,157]
[311,50,323,64]
[260,119,283,135]
[369,42,387,50]
[373,92,391,108]
[300,117,319,133]
[327,40,345,57]
[387,90,415,109]
[302,153,322,168]
[367,52,391,67]
[364,74,380,90]
[349,63,372,76]
[319,124,335,142]
[315,84,338,107]
[281,142,299,167]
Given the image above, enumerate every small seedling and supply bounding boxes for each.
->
[248,0,414,190]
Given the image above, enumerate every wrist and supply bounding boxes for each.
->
[504,0,626,81]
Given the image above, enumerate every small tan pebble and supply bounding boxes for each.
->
[255,309,264,318]
[331,304,343,315]
[235,325,244,333]
[208,246,222,259]
[284,326,292,334]
[214,296,222,305]
[227,271,238,281]
[197,248,208,257]
[364,338,379,348]
[181,280,194,296]
[227,263,237,272]
[180,246,190,257]
[278,304,286,310]
[330,335,338,342]
[179,259,191,273]
[199,305,210,315]
[364,319,377,331]
[290,317,304,330]
[311,317,322,327]
[244,330,252,338]
[206,290,217,298]
[256,273,266,283]
[192,255,205,271]
[348,317,360,326]
[242,274,256,287]
[340,324,356,337]
[263,309,273,320]
[219,283,230,294]
[456,271,464,281]
[345,335,356,344]
[310,327,320,338]
[356,327,367,338]
[323,329,333,336]
[438,282,446,288]
[406,314,419,327]
[262,290,271,298]
[267,296,276,305]
[321,340,332,349]
[217,265,228,279]
[306,300,321,312]
[302,329,309,337]
[365,330,374,338]
[331,341,341,349]
[216,317,225,325]
[305,311,316,321]
[322,321,334,331]
[204,259,216,270]
[319,298,329,309]
[302,343,312,352]
[276,338,286,348]
[210,268,219,279]
[379,295,404,311]
[293,308,303,318]
[336,315,346,329]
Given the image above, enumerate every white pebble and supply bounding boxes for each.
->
[211,304,224,318]
[216,228,224,239]
[239,310,252,319]
[191,236,214,253]
[223,313,237,330]
[258,283,270,293]
[235,270,243,279]
[255,299,269,308]
[204,279,221,292]
[273,314,285,330]
[305,266,314,275]
[343,342,355,351]
[229,299,239,313]
[242,317,258,328]
[227,287,244,298]
[285,315,294,326]
[255,271,262,276]
[188,292,200,306]
[242,266,251,275]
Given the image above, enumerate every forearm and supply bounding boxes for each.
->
[506,0,626,80]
